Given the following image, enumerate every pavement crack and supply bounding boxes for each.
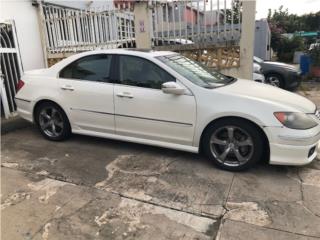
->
[228,219,320,239]
[105,189,222,220]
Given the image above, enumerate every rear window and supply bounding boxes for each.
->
[59,54,112,82]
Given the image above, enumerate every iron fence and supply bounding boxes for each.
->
[41,2,135,54]
[151,0,241,46]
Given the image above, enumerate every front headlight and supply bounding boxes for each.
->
[274,112,318,130]
[253,64,262,74]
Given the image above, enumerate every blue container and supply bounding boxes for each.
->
[300,55,311,75]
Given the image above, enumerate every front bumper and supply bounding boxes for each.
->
[285,71,302,89]
[265,125,320,166]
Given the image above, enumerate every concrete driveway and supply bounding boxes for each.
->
[1,87,320,240]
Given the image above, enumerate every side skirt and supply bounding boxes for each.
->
[72,129,199,153]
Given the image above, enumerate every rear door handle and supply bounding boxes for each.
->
[61,85,74,91]
[116,92,134,98]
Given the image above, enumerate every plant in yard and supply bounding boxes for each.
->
[276,36,304,63]
[309,45,320,77]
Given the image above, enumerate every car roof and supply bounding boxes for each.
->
[49,49,177,72]
[75,49,176,58]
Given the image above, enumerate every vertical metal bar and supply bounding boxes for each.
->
[74,10,79,47]
[231,0,234,39]
[224,0,227,40]
[191,0,194,41]
[154,2,159,46]
[84,10,90,46]
[0,74,11,118]
[97,8,103,44]
[210,0,214,40]
[161,3,164,41]
[61,8,69,51]
[217,0,220,41]
[184,0,188,41]
[178,1,182,43]
[1,54,15,113]
[172,1,176,42]
[2,54,15,108]
[123,3,129,48]
[104,6,109,44]
[203,0,207,43]
[64,8,69,49]
[109,10,114,44]
[45,7,54,52]
[11,20,23,73]
[52,7,60,52]
[197,0,200,42]
[166,0,169,39]
[90,8,96,48]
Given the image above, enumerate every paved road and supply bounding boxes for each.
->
[2,86,320,239]
[1,123,320,240]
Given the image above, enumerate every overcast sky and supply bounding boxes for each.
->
[255,0,320,19]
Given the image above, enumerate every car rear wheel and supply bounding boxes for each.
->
[203,119,264,171]
[35,102,71,141]
[266,73,284,88]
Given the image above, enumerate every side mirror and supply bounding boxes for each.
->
[161,82,186,95]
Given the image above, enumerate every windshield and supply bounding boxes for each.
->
[157,54,235,89]
[254,56,264,63]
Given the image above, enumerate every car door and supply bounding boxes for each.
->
[58,54,115,133]
[114,55,196,146]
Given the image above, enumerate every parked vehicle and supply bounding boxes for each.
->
[254,56,301,90]
[15,50,320,171]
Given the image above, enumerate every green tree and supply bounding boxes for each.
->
[225,0,241,24]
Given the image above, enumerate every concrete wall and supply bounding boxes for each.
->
[0,0,45,71]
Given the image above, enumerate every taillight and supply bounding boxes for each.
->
[16,80,25,92]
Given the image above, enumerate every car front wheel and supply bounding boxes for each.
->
[35,102,71,141]
[266,73,284,88]
[203,118,264,171]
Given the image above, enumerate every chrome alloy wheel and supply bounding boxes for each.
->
[267,76,281,87]
[209,126,254,167]
[39,107,64,138]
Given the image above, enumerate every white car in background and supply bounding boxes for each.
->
[253,63,265,83]
[15,49,320,171]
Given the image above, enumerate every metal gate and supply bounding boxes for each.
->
[0,20,23,118]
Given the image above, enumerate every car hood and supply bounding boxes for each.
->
[219,79,316,113]
[262,61,298,71]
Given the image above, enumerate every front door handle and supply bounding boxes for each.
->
[116,92,134,98]
[61,85,74,91]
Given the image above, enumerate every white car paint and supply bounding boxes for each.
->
[15,49,320,166]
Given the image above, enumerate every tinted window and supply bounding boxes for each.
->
[119,55,175,89]
[60,54,112,82]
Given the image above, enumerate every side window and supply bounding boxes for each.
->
[119,55,175,89]
[60,54,112,82]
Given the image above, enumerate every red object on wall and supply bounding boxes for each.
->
[311,66,320,77]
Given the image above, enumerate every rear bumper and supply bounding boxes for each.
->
[265,125,320,165]
[15,98,34,122]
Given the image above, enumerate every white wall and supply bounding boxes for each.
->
[0,0,46,71]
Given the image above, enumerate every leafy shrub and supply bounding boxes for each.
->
[276,36,304,62]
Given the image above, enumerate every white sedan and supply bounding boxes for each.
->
[15,49,320,171]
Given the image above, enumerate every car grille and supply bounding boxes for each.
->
[315,109,320,120]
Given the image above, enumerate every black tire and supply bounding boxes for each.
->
[202,118,264,171]
[35,102,71,141]
[266,73,285,89]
